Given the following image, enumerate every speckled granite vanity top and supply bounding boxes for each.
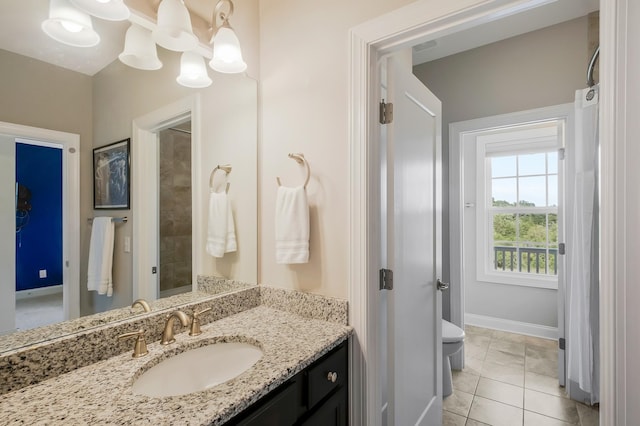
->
[0,296,352,425]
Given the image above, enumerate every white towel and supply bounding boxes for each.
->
[206,191,237,258]
[87,217,115,297]
[275,186,309,264]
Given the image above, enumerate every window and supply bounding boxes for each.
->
[475,122,562,289]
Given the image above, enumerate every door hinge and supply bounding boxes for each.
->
[558,148,566,160]
[152,266,157,274]
[559,243,566,255]
[559,337,566,350]
[379,100,393,124]
[379,268,393,290]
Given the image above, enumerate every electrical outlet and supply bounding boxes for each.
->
[39,269,47,279]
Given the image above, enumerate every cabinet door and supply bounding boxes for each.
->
[234,379,302,426]
[299,387,347,426]
[306,343,347,409]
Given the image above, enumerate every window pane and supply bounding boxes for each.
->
[548,214,558,244]
[493,213,517,272]
[548,175,558,206]
[518,176,546,206]
[493,213,516,242]
[518,214,547,244]
[518,153,546,176]
[491,156,516,178]
[548,151,558,174]
[492,178,517,206]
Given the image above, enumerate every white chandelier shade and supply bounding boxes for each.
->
[119,24,162,71]
[41,0,248,85]
[70,0,130,21]
[177,51,212,88]
[42,0,100,48]
[209,25,247,74]
[153,0,198,52]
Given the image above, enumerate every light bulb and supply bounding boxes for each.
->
[61,20,83,33]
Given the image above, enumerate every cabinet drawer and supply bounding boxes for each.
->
[306,343,347,409]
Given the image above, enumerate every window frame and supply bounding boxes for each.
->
[475,123,563,290]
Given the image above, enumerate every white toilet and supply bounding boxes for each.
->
[442,319,465,397]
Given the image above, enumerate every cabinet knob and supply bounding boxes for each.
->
[327,372,338,383]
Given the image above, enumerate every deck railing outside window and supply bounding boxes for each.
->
[493,246,558,275]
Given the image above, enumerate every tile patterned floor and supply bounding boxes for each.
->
[443,325,600,426]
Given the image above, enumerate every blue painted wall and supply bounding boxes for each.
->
[15,143,63,291]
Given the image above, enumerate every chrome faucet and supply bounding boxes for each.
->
[131,298,151,313]
[160,310,190,345]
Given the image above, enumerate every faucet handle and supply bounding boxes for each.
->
[189,307,212,336]
[118,329,148,358]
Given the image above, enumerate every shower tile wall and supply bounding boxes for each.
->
[159,127,192,294]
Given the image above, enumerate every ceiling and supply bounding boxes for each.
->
[0,0,216,76]
[0,1,599,76]
[413,0,599,65]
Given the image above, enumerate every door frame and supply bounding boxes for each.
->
[348,0,617,425]
[132,95,202,301]
[0,121,80,327]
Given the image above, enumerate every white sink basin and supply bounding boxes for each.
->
[132,342,263,397]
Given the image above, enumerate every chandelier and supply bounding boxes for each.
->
[41,0,246,88]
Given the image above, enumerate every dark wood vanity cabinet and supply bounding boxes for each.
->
[228,341,348,426]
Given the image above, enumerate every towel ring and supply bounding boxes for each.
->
[276,153,310,189]
[209,164,231,194]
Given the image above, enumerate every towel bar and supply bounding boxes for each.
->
[88,217,127,224]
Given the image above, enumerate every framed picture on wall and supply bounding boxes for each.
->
[93,138,130,209]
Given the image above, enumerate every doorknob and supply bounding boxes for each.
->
[437,279,449,291]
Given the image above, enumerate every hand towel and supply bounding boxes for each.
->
[275,186,309,264]
[87,217,115,297]
[206,191,237,258]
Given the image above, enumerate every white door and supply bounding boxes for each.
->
[385,57,443,426]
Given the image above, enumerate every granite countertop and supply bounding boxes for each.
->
[0,306,352,425]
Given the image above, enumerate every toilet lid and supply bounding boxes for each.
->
[442,320,465,343]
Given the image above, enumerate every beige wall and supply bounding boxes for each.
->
[258,0,415,299]
[413,17,589,326]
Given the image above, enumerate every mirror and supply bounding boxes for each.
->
[0,1,258,353]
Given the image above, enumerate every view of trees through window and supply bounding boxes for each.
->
[490,151,558,276]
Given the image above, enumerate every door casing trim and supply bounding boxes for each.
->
[348,1,616,425]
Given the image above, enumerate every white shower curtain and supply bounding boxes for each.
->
[566,85,600,404]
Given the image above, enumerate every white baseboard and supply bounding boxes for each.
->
[16,285,62,300]
[465,313,558,340]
